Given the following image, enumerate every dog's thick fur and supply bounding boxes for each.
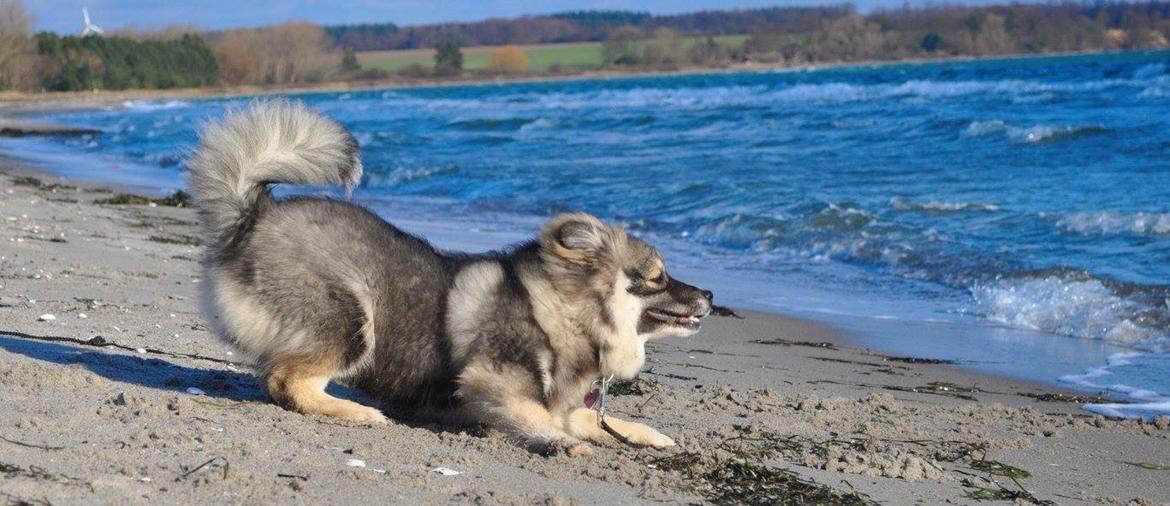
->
[189,100,712,453]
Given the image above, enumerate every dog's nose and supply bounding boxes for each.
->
[700,289,713,301]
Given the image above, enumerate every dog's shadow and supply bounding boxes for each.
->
[0,334,267,402]
[0,334,462,434]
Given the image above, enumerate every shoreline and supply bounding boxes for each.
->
[1,157,1168,504]
[1,48,1164,114]
[0,151,1131,402]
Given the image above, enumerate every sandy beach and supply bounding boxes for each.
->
[0,160,1167,505]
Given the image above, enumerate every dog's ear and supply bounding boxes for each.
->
[540,213,608,265]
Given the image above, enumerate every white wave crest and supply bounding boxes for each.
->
[1058,211,1170,237]
[1138,75,1170,98]
[122,99,191,112]
[1132,62,1167,80]
[971,277,1166,345]
[365,165,457,187]
[890,197,1000,213]
[963,119,1107,143]
[1061,352,1170,419]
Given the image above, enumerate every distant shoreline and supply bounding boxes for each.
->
[1,48,1163,113]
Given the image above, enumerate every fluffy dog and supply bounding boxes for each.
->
[189,100,713,453]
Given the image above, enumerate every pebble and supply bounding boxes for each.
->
[345,459,366,468]
[77,313,88,319]
[135,348,146,354]
[431,467,461,476]
[185,387,206,396]
[37,313,56,321]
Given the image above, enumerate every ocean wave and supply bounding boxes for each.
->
[890,197,1000,213]
[695,213,789,250]
[122,99,191,112]
[1132,62,1167,80]
[364,165,458,187]
[1057,211,1170,237]
[1062,352,1170,419]
[1138,75,1170,98]
[377,74,1153,116]
[446,117,539,131]
[962,120,1109,143]
[971,276,1168,346]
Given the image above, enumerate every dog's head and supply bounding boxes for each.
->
[538,213,712,377]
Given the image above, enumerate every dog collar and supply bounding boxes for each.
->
[585,373,613,426]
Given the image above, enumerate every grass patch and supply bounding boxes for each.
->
[94,190,191,207]
[357,34,748,73]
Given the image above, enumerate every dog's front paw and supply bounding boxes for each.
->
[616,422,675,448]
[335,403,388,424]
[533,437,593,457]
[566,442,594,456]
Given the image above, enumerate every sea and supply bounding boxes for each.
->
[3,50,1168,419]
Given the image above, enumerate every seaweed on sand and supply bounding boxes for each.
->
[10,175,76,191]
[750,338,837,349]
[94,190,191,207]
[649,425,874,505]
[148,234,201,246]
[609,376,658,396]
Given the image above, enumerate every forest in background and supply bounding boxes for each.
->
[1,1,1169,92]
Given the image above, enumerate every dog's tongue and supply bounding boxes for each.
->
[584,388,599,409]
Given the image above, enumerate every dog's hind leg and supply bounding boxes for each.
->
[261,287,385,423]
[265,355,387,423]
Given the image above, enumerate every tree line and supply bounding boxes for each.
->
[1,0,1169,92]
[325,6,856,51]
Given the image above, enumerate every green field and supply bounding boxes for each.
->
[356,35,747,73]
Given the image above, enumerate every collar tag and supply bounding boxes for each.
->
[587,374,614,427]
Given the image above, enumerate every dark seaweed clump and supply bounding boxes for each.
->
[95,190,191,207]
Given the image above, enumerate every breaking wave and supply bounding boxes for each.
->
[963,120,1109,143]
[890,197,1000,213]
[971,275,1169,348]
[121,99,191,112]
[1058,211,1170,237]
[364,165,459,187]
[1062,352,1170,420]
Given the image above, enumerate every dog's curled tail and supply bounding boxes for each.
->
[187,99,362,248]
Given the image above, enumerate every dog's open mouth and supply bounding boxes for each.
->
[645,308,705,329]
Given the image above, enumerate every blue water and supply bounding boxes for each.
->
[4,51,1169,418]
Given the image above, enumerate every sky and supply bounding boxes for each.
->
[26,0,999,34]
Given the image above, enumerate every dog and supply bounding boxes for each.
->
[188,100,713,454]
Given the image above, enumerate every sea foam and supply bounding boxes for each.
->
[1058,211,1170,237]
[971,277,1166,346]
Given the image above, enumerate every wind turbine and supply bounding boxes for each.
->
[80,7,103,37]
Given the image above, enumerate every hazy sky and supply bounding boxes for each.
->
[27,0,997,34]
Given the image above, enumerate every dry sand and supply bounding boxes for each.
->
[1,163,1168,505]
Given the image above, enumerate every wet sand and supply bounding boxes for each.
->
[1,162,1168,505]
